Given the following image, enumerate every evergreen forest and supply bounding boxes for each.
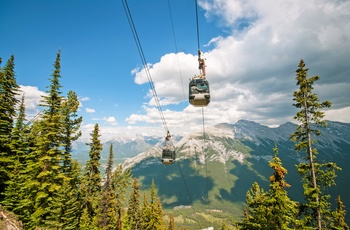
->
[0,52,349,229]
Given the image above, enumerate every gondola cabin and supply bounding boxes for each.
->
[162,149,176,164]
[189,78,210,107]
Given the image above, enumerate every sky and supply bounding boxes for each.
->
[1,0,350,142]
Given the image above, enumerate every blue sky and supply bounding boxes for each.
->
[1,0,350,141]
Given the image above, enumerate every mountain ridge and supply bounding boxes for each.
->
[115,119,350,229]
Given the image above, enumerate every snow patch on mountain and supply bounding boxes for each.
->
[122,146,162,170]
[114,120,350,171]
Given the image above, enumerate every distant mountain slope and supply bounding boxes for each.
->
[121,120,350,229]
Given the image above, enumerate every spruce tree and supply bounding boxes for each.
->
[239,146,298,229]
[0,55,20,198]
[112,164,132,230]
[141,180,166,230]
[81,123,102,223]
[15,50,68,228]
[141,192,151,229]
[96,143,118,229]
[123,178,141,230]
[61,90,82,174]
[239,182,266,230]
[80,207,94,230]
[291,59,340,229]
[46,160,82,229]
[331,196,349,230]
[31,50,66,227]
[2,95,29,214]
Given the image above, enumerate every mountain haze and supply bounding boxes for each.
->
[71,120,350,229]
[116,120,350,229]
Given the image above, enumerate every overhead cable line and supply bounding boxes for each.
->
[195,0,201,51]
[166,1,204,227]
[122,0,169,133]
[195,0,210,200]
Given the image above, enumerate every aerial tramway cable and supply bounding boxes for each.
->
[195,0,210,200]
[122,0,169,133]
[122,0,177,164]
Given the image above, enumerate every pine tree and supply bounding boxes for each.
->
[142,180,166,230]
[96,143,118,229]
[46,160,83,229]
[112,164,132,230]
[265,145,299,229]
[291,59,340,229]
[2,95,29,214]
[123,178,141,230]
[31,50,67,227]
[81,123,102,224]
[80,207,94,230]
[239,146,298,230]
[61,90,82,174]
[14,51,69,228]
[141,192,151,229]
[239,182,266,230]
[0,55,20,198]
[331,196,349,230]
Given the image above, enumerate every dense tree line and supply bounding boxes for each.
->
[0,52,173,229]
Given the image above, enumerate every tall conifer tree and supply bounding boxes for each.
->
[239,146,298,229]
[123,178,141,230]
[291,59,340,229]
[82,123,102,222]
[2,95,28,214]
[331,196,349,229]
[112,165,132,229]
[17,50,68,228]
[142,180,166,229]
[0,55,20,198]
[96,143,118,229]
[61,90,82,174]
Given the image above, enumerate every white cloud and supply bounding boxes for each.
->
[80,96,90,101]
[129,0,350,132]
[324,106,350,123]
[103,116,118,126]
[18,85,46,118]
[86,108,95,113]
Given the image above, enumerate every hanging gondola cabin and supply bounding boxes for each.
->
[162,149,176,164]
[189,77,210,107]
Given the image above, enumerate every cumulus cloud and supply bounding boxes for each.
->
[128,0,350,132]
[86,108,95,113]
[103,116,118,126]
[79,96,90,101]
[18,85,46,118]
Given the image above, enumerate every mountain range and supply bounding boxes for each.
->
[72,120,350,229]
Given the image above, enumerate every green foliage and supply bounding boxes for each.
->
[81,123,103,225]
[238,146,298,230]
[95,143,119,229]
[61,90,82,174]
[112,164,132,229]
[331,196,349,229]
[291,59,340,229]
[141,180,166,229]
[124,178,142,229]
[0,55,20,198]
[2,95,29,212]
